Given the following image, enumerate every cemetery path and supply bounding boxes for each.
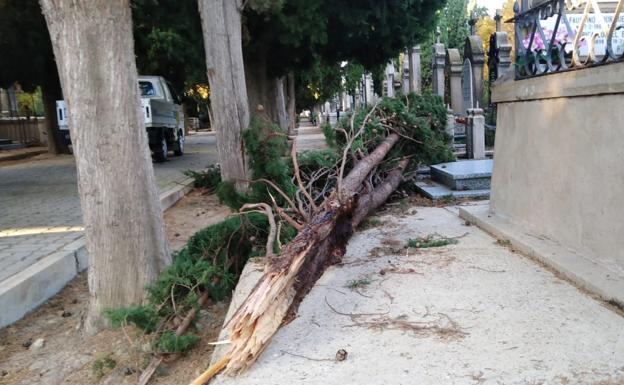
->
[0,131,217,283]
[295,118,328,151]
[212,202,624,385]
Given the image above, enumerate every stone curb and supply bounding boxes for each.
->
[0,149,48,162]
[459,205,624,306]
[0,177,195,329]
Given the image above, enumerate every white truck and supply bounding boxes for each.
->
[56,75,185,162]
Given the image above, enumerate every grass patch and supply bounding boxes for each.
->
[359,217,382,230]
[496,239,512,247]
[407,235,458,248]
[345,278,372,289]
[439,194,456,205]
[91,355,116,379]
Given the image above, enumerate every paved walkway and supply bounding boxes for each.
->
[0,132,217,283]
[295,119,328,151]
[214,203,624,385]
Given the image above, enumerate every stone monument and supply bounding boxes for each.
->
[409,45,422,94]
[466,107,486,160]
[445,48,463,114]
[384,62,395,97]
[402,51,410,94]
[462,58,474,112]
[432,28,446,98]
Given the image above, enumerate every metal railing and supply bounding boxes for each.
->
[513,0,624,78]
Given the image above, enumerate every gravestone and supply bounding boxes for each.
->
[402,51,410,94]
[445,48,463,114]
[409,45,422,94]
[432,28,446,97]
[466,107,486,160]
[384,62,395,97]
[462,58,474,112]
[463,35,485,109]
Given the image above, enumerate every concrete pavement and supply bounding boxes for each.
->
[0,132,217,327]
[212,203,624,385]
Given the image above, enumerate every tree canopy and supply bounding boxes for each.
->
[242,0,444,109]
[0,0,206,99]
[0,0,56,91]
[244,0,442,75]
[131,0,206,96]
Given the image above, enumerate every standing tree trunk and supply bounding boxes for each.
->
[198,0,250,190]
[40,0,171,334]
[244,53,288,129]
[41,68,70,154]
[286,72,296,136]
[275,76,288,130]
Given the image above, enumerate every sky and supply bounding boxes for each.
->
[476,0,507,15]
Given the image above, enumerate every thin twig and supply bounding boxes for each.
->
[280,350,336,362]
[236,178,302,218]
[291,142,319,213]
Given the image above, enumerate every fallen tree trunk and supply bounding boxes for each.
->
[191,133,404,383]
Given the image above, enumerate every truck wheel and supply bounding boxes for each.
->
[155,136,168,162]
[174,130,184,156]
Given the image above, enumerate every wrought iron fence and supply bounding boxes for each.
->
[513,0,624,79]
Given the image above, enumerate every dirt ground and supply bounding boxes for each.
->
[0,188,231,385]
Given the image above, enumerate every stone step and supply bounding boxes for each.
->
[0,143,26,151]
[430,159,492,191]
[0,138,12,145]
[414,179,490,200]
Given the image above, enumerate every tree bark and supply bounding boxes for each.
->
[198,0,250,190]
[41,71,70,154]
[40,0,171,334]
[244,55,288,129]
[275,76,288,130]
[286,72,296,136]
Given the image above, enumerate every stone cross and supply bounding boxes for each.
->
[494,9,503,32]
[469,10,477,35]
[409,45,422,94]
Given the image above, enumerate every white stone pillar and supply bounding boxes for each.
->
[364,73,375,105]
[446,49,463,114]
[409,45,422,94]
[466,107,486,159]
[446,106,455,146]
[384,62,395,98]
[402,51,410,94]
[432,42,446,97]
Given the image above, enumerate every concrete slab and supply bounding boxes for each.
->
[431,159,492,190]
[415,180,490,200]
[459,204,624,306]
[210,207,624,385]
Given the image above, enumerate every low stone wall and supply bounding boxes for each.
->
[0,118,47,146]
[490,62,624,271]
